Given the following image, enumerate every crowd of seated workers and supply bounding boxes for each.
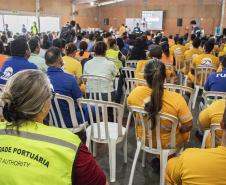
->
[1,20,226,185]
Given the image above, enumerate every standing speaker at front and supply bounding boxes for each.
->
[177,18,183,27]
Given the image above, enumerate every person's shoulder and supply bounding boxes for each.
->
[28,62,38,69]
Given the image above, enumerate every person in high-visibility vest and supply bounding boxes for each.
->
[31,21,39,35]
[0,70,108,185]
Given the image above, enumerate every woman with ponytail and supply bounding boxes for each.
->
[75,41,91,59]
[128,59,193,149]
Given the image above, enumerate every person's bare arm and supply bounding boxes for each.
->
[179,120,193,133]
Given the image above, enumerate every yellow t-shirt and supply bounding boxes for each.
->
[184,48,203,60]
[135,60,148,79]
[166,147,226,185]
[170,44,187,56]
[185,41,192,50]
[199,99,224,147]
[127,86,192,148]
[63,56,82,78]
[192,53,220,68]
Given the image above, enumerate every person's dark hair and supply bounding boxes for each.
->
[89,33,95,41]
[45,47,62,65]
[204,40,214,53]
[96,36,104,42]
[174,35,179,44]
[160,41,170,57]
[10,37,29,57]
[1,35,7,43]
[53,38,63,49]
[0,41,4,54]
[192,38,201,48]
[105,32,112,38]
[108,38,117,48]
[149,45,162,59]
[94,41,107,56]
[65,43,77,55]
[220,55,226,68]
[190,20,196,25]
[61,39,66,49]
[79,41,88,56]
[178,37,184,45]
[154,36,161,45]
[116,37,124,51]
[70,20,76,27]
[161,37,168,43]
[77,34,83,41]
[191,34,196,41]
[129,37,147,60]
[28,37,39,53]
[42,34,51,49]
[169,35,173,39]
[144,59,166,129]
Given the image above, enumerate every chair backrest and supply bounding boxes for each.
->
[78,99,124,141]
[49,93,84,132]
[122,67,136,79]
[82,74,112,101]
[210,123,221,148]
[174,52,184,71]
[129,106,179,150]
[183,58,192,75]
[125,60,138,67]
[164,83,194,110]
[125,78,146,96]
[203,91,226,107]
[194,65,216,87]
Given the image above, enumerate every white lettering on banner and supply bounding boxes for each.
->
[0,67,13,80]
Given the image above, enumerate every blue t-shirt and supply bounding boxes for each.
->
[0,56,37,85]
[204,68,226,92]
[47,67,83,128]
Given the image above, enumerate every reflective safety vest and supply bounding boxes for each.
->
[31,26,38,34]
[106,49,123,70]
[0,122,81,185]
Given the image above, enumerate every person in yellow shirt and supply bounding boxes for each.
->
[106,38,123,71]
[128,59,193,149]
[185,34,196,50]
[198,99,224,148]
[188,40,220,86]
[183,38,203,74]
[135,45,161,79]
[63,43,82,79]
[166,107,226,185]
[170,37,187,56]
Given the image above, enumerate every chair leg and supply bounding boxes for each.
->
[86,132,92,152]
[184,75,188,86]
[123,95,127,109]
[92,141,97,157]
[142,151,146,168]
[128,141,142,185]
[123,136,128,164]
[160,150,170,185]
[192,86,200,110]
[201,130,210,148]
[108,139,117,182]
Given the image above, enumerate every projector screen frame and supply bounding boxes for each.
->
[142,10,164,31]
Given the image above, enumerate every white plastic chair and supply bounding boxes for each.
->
[122,67,136,79]
[123,78,146,108]
[164,83,194,110]
[174,52,185,85]
[48,93,86,133]
[183,58,192,86]
[192,65,216,109]
[202,91,226,108]
[82,74,113,101]
[128,106,179,185]
[201,123,221,148]
[125,60,138,67]
[78,99,128,182]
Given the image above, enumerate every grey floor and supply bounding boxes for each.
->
[94,98,201,185]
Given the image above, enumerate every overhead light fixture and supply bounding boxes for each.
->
[98,0,125,6]
[90,1,95,6]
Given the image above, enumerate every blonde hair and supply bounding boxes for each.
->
[2,70,51,127]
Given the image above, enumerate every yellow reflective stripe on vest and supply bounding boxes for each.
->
[0,129,77,152]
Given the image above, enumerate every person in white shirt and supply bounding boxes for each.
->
[83,41,118,101]
[28,37,47,72]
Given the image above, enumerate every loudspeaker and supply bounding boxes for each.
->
[223,28,226,35]
[177,18,183,27]
[104,18,109,25]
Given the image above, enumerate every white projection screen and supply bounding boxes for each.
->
[142,11,163,30]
